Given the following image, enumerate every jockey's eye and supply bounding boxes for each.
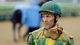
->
[46,15,49,17]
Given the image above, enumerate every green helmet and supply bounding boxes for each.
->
[39,1,61,17]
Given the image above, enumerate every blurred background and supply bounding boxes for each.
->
[0,0,80,45]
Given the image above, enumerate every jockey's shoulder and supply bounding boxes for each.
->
[62,31,73,40]
[29,27,44,35]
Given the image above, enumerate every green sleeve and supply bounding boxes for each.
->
[27,33,35,45]
[67,37,74,45]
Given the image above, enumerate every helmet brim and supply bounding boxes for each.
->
[39,11,61,17]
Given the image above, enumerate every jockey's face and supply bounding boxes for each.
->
[42,13,55,29]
